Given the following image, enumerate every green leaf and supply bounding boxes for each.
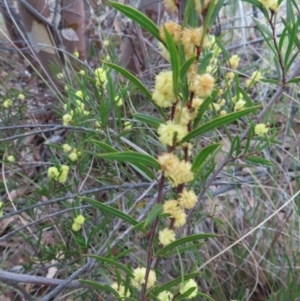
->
[279,25,288,52]
[98,151,160,169]
[109,1,160,41]
[79,280,118,296]
[246,156,274,167]
[229,136,241,157]
[182,0,197,28]
[85,197,138,226]
[177,287,197,300]
[155,234,217,257]
[164,28,180,97]
[193,90,218,128]
[252,18,277,56]
[207,0,226,28]
[86,255,134,277]
[103,62,166,118]
[198,51,213,74]
[192,144,221,172]
[89,140,117,153]
[144,204,163,228]
[182,106,260,143]
[287,77,300,84]
[134,113,162,128]
[180,56,196,79]
[103,62,151,99]
[242,0,269,18]
[284,22,297,68]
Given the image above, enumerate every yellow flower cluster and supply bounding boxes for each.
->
[7,155,15,163]
[111,282,130,298]
[157,290,174,301]
[246,71,263,88]
[18,93,25,101]
[259,0,278,11]
[114,96,123,107]
[62,144,82,162]
[255,123,269,136]
[158,153,194,187]
[131,267,156,290]
[189,73,215,98]
[179,279,198,299]
[47,165,69,183]
[163,200,187,227]
[152,71,176,108]
[178,189,198,209]
[63,113,73,126]
[3,99,12,108]
[94,67,108,87]
[159,228,176,246]
[234,99,246,111]
[229,54,240,70]
[72,214,85,231]
[181,27,205,58]
[157,121,188,146]
[159,20,181,44]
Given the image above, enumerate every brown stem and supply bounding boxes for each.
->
[141,176,165,301]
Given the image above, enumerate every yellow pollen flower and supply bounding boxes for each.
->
[18,93,25,101]
[3,99,12,108]
[74,215,85,225]
[131,267,156,290]
[234,99,246,111]
[157,121,188,146]
[189,73,215,98]
[180,279,198,299]
[255,123,269,136]
[229,55,240,69]
[72,223,81,231]
[7,155,15,163]
[159,228,176,246]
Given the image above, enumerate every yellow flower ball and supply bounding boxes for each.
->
[157,121,188,146]
[229,55,240,70]
[63,144,72,153]
[63,114,73,125]
[72,222,81,231]
[189,73,215,98]
[58,165,69,183]
[178,189,198,209]
[111,282,130,298]
[18,93,25,101]
[255,123,269,136]
[74,215,85,225]
[157,290,174,301]
[3,99,12,108]
[180,279,198,299]
[159,228,176,246]
[7,155,15,163]
[48,166,59,180]
[234,99,246,111]
[69,152,78,162]
[131,267,156,290]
